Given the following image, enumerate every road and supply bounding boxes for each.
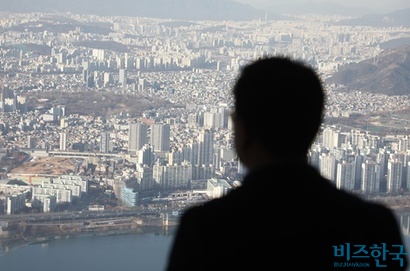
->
[2,209,160,225]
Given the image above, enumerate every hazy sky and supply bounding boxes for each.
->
[234,0,410,13]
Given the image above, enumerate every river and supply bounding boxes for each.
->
[2,231,410,271]
[0,232,175,271]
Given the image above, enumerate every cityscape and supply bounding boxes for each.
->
[1,4,410,254]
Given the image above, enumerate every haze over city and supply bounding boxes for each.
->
[235,0,410,14]
[0,0,409,18]
[0,1,410,270]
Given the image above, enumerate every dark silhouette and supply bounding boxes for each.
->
[165,56,408,270]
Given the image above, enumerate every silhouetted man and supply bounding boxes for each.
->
[165,56,408,270]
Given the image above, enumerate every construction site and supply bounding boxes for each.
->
[7,156,84,185]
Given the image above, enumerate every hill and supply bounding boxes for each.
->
[325,45,410,96]
[26,90,178,118]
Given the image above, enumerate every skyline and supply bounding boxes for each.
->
[0,0,408,17]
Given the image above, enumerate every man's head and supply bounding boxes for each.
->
[232,56,325,165]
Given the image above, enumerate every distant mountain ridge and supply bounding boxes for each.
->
[336,8,410,27]
[325,45,410,96]
[263,2,370,17]
[0,0,285,21]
